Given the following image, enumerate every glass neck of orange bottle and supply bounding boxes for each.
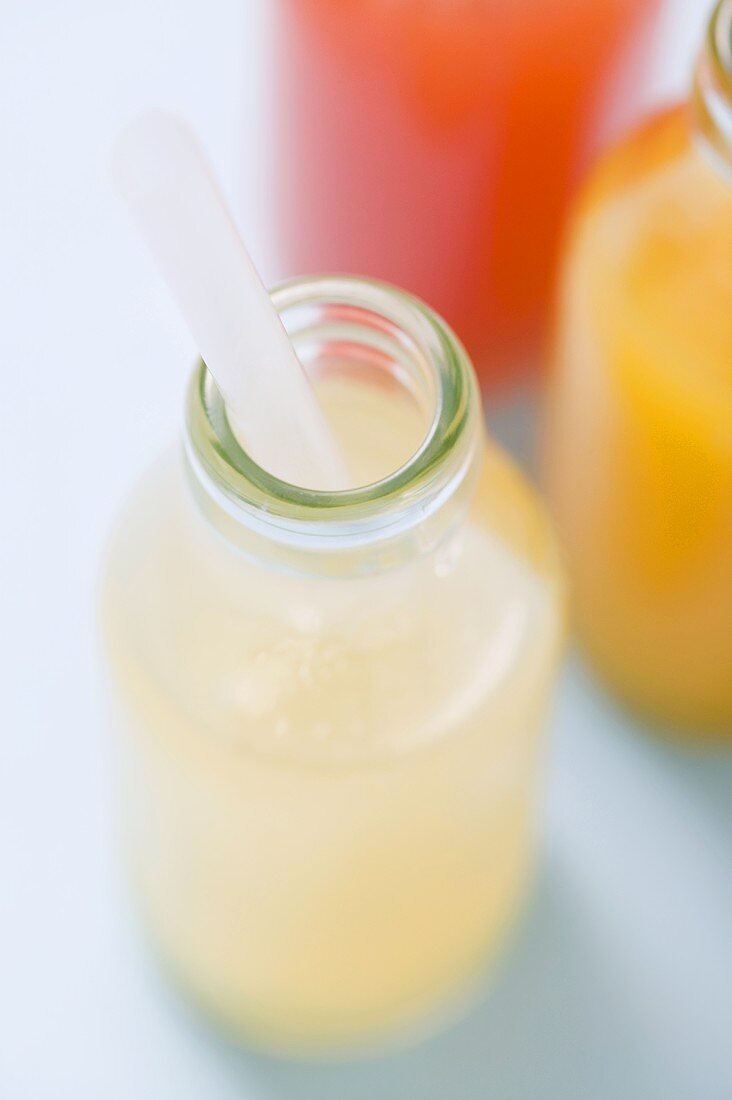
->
[693,0,732,176]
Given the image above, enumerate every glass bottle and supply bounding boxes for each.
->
[102,276,564,1051]
[270,0,661,387]
[545,0,732,734]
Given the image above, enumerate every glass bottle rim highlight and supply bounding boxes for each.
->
[693,0,732,173]
[184,275,483,568]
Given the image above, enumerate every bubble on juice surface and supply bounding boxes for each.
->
[433,532,464,578]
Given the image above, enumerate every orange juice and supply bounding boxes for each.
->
[272,0,660,386]
[546,1,732,732]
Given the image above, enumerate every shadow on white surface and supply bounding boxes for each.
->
[230,864,670,1100]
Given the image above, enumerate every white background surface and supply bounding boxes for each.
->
[2,2,731,1097]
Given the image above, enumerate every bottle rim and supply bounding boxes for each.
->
[184,275,482,555]
[709,0,732,86]
[693,0,732,173]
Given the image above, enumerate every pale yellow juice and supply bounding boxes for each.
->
[102,284,563,1051]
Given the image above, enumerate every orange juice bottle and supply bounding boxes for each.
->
[545,0,732,733]
[271,0,660,387]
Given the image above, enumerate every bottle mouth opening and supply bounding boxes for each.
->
[185,275,480,545]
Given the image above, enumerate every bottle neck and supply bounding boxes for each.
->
[184,276,483,579]
[693,0,732,178]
